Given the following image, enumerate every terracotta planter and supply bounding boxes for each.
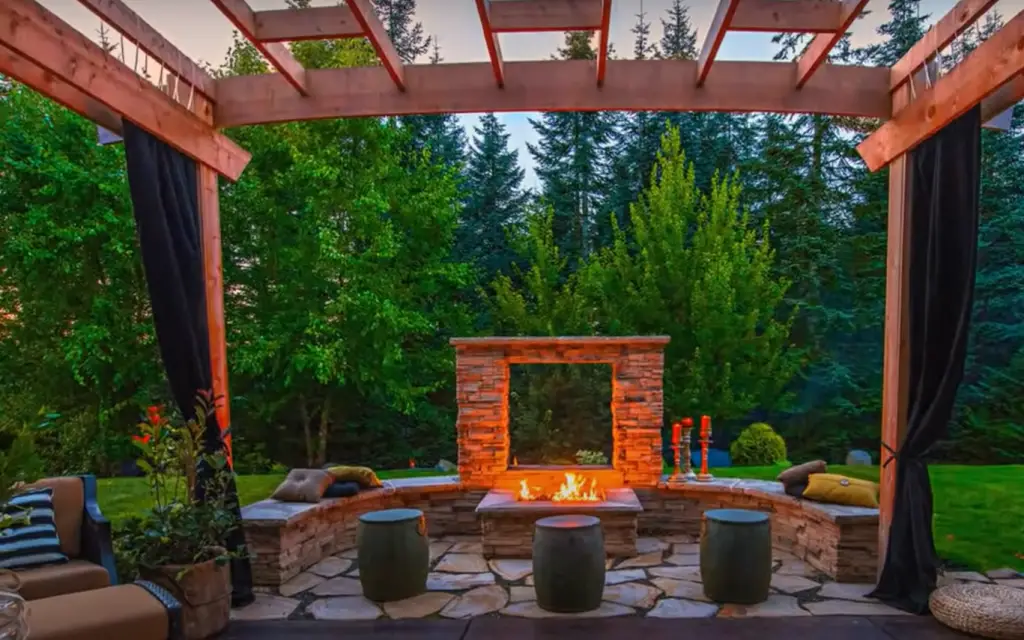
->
[147,555,231,640]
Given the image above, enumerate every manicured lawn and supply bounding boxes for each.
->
[97,464,1022,573]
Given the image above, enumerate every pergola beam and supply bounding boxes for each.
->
[488,0,605,33]
[77,0,218,100]
[890,0,1000,91]
[0,43,123,135]
[214,59,890,127]
[211,0,309,96]
[596,0,612,86]
[475,0,505,88]
[731,0,845,33]
[795,0,870,89]
[253,6,363,43]
[859,10,1024,172]
[345,0,405,91]
[697,0,742,87]
[1,0,250,181]
[981,73,1024,123]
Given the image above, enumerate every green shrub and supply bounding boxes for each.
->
[730,423,787,466]
[575,449,609,465]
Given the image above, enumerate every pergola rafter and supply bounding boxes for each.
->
[211,0,310,96]
[3,0,1024,576]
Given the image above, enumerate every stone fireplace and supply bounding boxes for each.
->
[450,336,669,558]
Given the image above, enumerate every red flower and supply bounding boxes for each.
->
[146,405,162,425]
[132,434,152,445]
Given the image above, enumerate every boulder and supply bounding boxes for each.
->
[435,459,457,473]
[845,450,873,466]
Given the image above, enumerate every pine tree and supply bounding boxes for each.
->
[527,32,616,264]
[459,114,530,281]
[659,0,697,60]
[371,0,431,62]
[870,0,929,66]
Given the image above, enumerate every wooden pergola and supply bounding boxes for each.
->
[1,0,1022,570]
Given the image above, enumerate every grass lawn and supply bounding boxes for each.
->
[97,464,1022,573]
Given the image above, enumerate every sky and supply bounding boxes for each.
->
[43,0,1022,188]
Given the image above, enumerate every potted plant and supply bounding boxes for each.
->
[117,392,242,640]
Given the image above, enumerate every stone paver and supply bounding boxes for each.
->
[311,576,363,597]
[662,534,696,544]
[943,571,989,583]
[804,600,909,616]
[995,579,1024,589]
[450,541,484,554]
[648,565,702,581]
[382,592,454,619]
[673,543,701,555]
[340,548,359,559]
[664,554,701,567]
[441,585,509,618]
[603,582,661,609]
[308,556,352,578]
[770,574,820,594]
[816,582,874,602]
[775,560,814,577]
[718,595,810,618]
[427,572,496,591]
[349,568,360,577]
[987,568,1022,579]
[617,552,664,569]
[278,571,325,597]
[650,578,710,602]
[489,559,533,582]
[647,599,719,618]
[501,601,634,618]
[436,553,489,573]
[230,594,300,621]
[309,597,383,621]
[605,569,647,585]
[636,537,669,554]
[509,586,535,603]
[430,541,453,562]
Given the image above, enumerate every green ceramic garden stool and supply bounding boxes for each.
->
[357,508,429,602]
[532,515,605,613]
[700,509,772,604]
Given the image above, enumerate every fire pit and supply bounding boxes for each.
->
[476,469,643,558]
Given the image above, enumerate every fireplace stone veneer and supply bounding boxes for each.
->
[450,336,670,490]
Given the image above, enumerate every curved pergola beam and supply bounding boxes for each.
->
[214,58,891,128]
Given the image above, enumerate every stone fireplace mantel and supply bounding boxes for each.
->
[450,336,670,490]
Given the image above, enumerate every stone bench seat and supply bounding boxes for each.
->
[242,474,878,586]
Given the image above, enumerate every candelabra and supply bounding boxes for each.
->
[669,418,696,484]
[697,415,714,482]
[681,419,697,481]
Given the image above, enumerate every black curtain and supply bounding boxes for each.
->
[870,107,982,613]
[123,121,254,607]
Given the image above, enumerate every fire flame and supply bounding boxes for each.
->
[517,472,604,502]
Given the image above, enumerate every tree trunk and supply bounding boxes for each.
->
[299,395,313,467]
[316,396,332,468]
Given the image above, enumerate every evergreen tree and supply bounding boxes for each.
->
[371,0,431,62]
[869,0,929,66]
[459,114,530,281]
[659,0,697,60]
[528,32,616,264]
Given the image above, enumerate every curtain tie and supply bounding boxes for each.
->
[881,441,898,469]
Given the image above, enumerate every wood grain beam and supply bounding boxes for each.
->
[890,0,1000,91]
[0,43,123,135]
[795,0,870,89]
[77,0,218,100]
[1,0,250,181]
[697,0,742,87]
[731,0,845,33]
[211,0,309,96]
[214,59,890,127]
[345,0,405,90]
[858,10,1024,172]
[475,0,505,88]
[488,0,604,33]
[981,73,1024,123]
[253,6,363,42]
[596,0,612,86]
[878,82,913,573]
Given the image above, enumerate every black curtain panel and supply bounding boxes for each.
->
[122,121,254,607]
[871,107,982,614]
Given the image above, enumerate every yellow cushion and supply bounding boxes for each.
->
[802,473,879,508]
[325,466,382,488]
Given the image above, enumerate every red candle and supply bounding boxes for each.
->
[701,415,711,437]
[672,421,681,445]
[682,417,693,428]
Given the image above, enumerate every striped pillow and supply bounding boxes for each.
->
[0,487,69,570]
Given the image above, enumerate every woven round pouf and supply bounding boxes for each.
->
[930,582,1024,640]
[533,515,605,613]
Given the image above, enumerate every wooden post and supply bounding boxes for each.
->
[198,163,233,466]
[878,83,913,574]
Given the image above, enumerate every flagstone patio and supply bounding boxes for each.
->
[230,533,1021,622]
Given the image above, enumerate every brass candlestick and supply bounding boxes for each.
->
[697,415,714,482]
